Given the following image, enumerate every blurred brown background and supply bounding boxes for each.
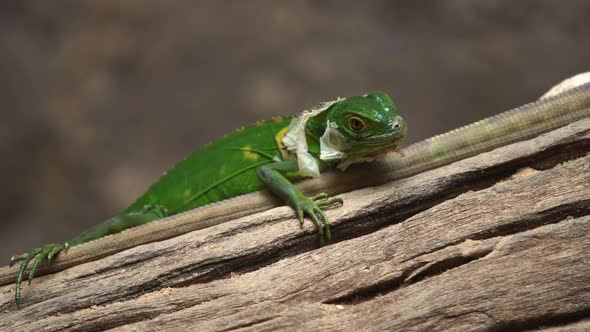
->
[1,1,589,258]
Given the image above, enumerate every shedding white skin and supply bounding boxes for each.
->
[282,111,320,177]
[283,98,344,178]
[319,120,348,161]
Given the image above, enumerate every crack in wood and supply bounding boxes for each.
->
[495,307,590,332]
[467,200,590,242]
[218,315,281,332]
[322,261,424,305]
[402,247,495,285]
[72,248,171,281]
[322,242,497,306]
[402,200,590,265]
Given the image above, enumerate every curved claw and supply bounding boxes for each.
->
[297,208,305,226]
[11,243,66,304]
[28,248,52,285]
[295,192,343,246]
[9,253,28,268]
[314,207,331,242]
[306,207,325,246]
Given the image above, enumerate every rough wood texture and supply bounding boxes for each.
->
[1,117,589,331]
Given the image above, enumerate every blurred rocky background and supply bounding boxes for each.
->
[1,0,589,257]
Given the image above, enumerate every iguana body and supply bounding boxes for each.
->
[10,92,406,304]
[9,82,590,305]
[128,117,292,214]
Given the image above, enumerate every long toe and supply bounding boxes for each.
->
[28,247,53,285]
[15,249,41,304]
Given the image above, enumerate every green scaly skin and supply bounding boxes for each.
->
[9,91,406,304]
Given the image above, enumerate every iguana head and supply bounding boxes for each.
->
[308,91,407,170]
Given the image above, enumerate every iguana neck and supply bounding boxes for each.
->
[304,107,330,156]
[305,107,330,139]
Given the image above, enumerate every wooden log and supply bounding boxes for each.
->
[1,116,589,330]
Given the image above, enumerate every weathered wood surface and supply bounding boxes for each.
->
[1,117,589,331]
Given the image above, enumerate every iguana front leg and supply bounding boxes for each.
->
[257,159,343,245]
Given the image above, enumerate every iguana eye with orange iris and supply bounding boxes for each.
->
[348,116,366,133]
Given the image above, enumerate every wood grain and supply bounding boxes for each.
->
[1,118,589,331]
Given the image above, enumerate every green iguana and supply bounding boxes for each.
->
[8,79,590,306]
[9,91,407,304]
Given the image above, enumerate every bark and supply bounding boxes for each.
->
[1,117,589,331]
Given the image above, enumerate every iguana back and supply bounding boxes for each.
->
[122,116,292,217]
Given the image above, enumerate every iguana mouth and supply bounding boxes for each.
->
[371,142,404,158]
[337,141,403,170]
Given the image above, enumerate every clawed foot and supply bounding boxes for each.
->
[295,192,343,246]
[9,242,69,304]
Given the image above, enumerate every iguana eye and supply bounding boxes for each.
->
[348,117,366,133]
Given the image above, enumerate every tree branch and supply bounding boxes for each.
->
[1,119,590,331]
